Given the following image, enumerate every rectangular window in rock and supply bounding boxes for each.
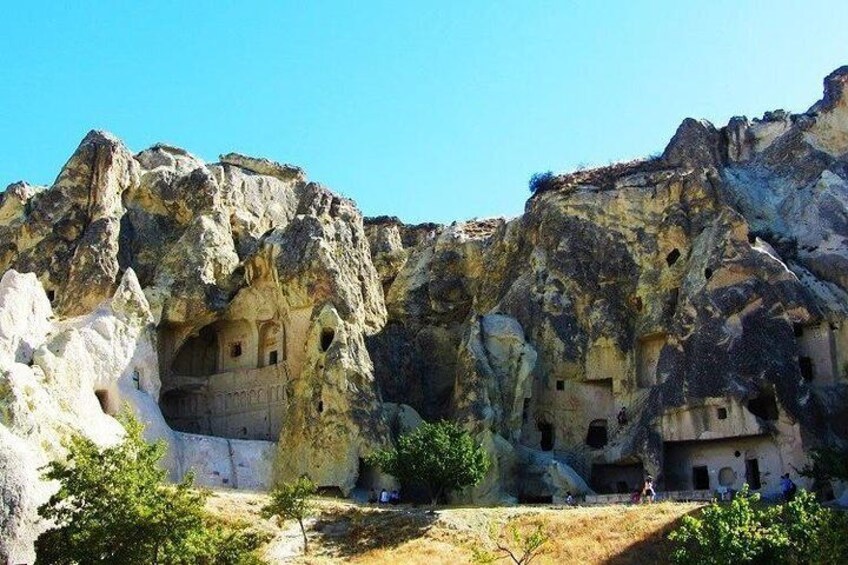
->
[717,407,728,420]
[269,350,278,365]
[230,342,243,358]
[556,380,565,391]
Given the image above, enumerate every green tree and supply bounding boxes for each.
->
[35,411,262,564]
[367,421,490,505]
[261,477,317,555]
[799,446,848,488]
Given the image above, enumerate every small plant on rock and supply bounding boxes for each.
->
[472,521,549,564]
[262,477,317,555]
[528,171,556,194]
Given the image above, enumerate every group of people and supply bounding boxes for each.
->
[368,488,400,505]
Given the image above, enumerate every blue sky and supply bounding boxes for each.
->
[1,1,846,223]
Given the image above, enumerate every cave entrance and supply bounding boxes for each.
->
[160,389,207,434]
[320,327,335,352]
[538,421,554,452]
[746,388,779,421]
[172,326,219,377]
[591,462,644,494]
[94,390,113,415]
[586,419,608,449]
[693,465,710,490]
[745,458,762,490]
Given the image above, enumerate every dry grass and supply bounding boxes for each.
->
[202,490,702,564]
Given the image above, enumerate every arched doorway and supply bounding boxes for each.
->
[258,321,283,367]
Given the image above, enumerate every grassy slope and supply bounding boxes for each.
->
[204,491,703,564]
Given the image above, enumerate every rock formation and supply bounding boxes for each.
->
[2,67,848,561]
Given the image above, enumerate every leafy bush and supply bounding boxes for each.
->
[261,477,317,554]
[669,485,848,565]
[367,421,490,504]
[528,171,555,194]
[35,411,264,564]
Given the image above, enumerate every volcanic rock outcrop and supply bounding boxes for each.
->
[2,67,848,561]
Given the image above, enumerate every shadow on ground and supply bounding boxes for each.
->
[312,505,438,558]
[603,505,703,565]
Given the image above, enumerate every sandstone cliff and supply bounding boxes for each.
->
[2,67,848,561]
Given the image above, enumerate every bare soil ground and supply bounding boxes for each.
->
[204,490,703,564]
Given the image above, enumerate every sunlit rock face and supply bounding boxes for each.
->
[2,66,848,560]
[0,139,390,562]
[365,67,848,503]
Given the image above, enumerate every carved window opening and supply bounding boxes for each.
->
[46,289,55,303]
[693,465,710,490]
[320,328,335,352]
[666,248,681,266]
[717,407,728,420]
[555,380,565,391]
[586,419,608,449]
[269,350,279,365]
[704,268,713,280]
[317,400,324,414]
[538,421,554,452]
[230,342,243,358]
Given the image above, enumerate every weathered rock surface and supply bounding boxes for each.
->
[2,67,848,559]
[365,67,848,502]
[0,141,390,559]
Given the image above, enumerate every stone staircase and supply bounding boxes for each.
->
[606,389,652,447]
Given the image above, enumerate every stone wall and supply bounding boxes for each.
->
[664,435,783,495]
[161,363,288,440]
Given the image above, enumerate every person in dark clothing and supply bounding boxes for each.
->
[781,473,797,501]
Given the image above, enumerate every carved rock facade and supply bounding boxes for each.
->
[2,67,848,561]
